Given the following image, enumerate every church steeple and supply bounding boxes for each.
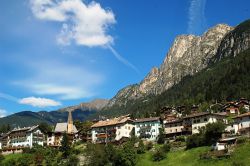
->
[67,110,74,134]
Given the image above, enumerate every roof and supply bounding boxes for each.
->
[233,112,250,119]
[54,123,78,133]
[134,117,160,123]
[165,119,183,124]
[184,112,227,119]
[11,125,39,133]
[91,115,133,128]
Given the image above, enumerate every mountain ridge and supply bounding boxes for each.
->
[105,23,234,108]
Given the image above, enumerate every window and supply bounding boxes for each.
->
[204,118,207,122]
[128,126,130,130]
[152,129,155,132]
[194,127,197,129]
[176,129,177,132]
[197,119,200,123]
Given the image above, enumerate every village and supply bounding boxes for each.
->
[0,98,249,159]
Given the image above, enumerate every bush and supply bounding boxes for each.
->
[137,140,145,154]
[162,143,171,153]
[186,134,205,149]
[157,128,165,144]
[204,122,225,145]
[152,149,165,161]
[66,154,79,166]
[237,137,248,144]
[231,161,246,166]
[0,154,4,163]
[175,136,186,142]
[147,142,153,150]
[115,142,137,166]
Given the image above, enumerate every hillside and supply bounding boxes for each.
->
[0,99,109,127]
[137,142,250,166]
[97,45,250,118]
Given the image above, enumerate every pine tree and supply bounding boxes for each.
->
[60,132,70,158]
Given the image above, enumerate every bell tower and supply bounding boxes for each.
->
[67,110,74,134]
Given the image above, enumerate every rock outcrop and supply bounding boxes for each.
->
[106,24,234,108]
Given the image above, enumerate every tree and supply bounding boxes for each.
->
[186,134,205,149]
[162,143,171,153]
[115,142,137,166]
[39,122,52,134]
[157,128,165,144]
[152,149,165,161]
[204,122,225,145]
[137,140,145,154]
[60,132,71,158]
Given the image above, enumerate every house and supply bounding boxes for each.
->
[164,119,188,138]
[214,137,237,151]
[47,110,78,147]
[236,98,249,112]
[134,117,161,141]
[0,125,45,149]
[222,103,240,115]
[91,115,134,144]
[183,112,228,134]
[232,112,250,135]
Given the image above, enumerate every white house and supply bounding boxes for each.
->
[7,125,45,148]
[91,115,134,143]
[233,112,250,135]
[134,117,161,141]
[183,112,228,134]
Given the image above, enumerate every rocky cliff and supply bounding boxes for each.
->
[106,24,234,108]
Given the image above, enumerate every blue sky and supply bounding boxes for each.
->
[0,0,250,116]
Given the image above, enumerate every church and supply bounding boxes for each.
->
[47,110,78,146]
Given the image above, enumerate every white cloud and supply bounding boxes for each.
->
[19,97,61,107]
[0,109,7,118]
[30,0,139,72]
[188,0,207,35]
[14,60,104,100]
[30,0,115,47]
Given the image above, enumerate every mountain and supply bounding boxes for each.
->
[104,19,250,113]
[0,99,109,127]
[106,24,233,108]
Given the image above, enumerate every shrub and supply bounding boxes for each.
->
[0,154,4,163]
[204,122,225,145]
[186,134,205,149]
[115,142,137,166]
[237,137,248,144]
[137,140,145,154]
[147,142,153,150]
[152,149,165,161]
[157,128,165,144]
[162,143,171,153]
[66,154,79,166]
[175,136,186,142]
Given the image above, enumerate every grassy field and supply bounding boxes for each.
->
[137,142,250,166]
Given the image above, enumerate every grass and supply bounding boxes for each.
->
[137,141,250,166]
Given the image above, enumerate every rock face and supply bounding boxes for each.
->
[106,24,234,108]
[214,20,250,62]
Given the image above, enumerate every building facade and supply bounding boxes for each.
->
[0,125,45,149]
[183,112,228,134]
[134,117,161,141]
[233,112,250,135]
[91,115,134,144]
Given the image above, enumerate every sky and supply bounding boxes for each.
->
[0,0,250,117]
